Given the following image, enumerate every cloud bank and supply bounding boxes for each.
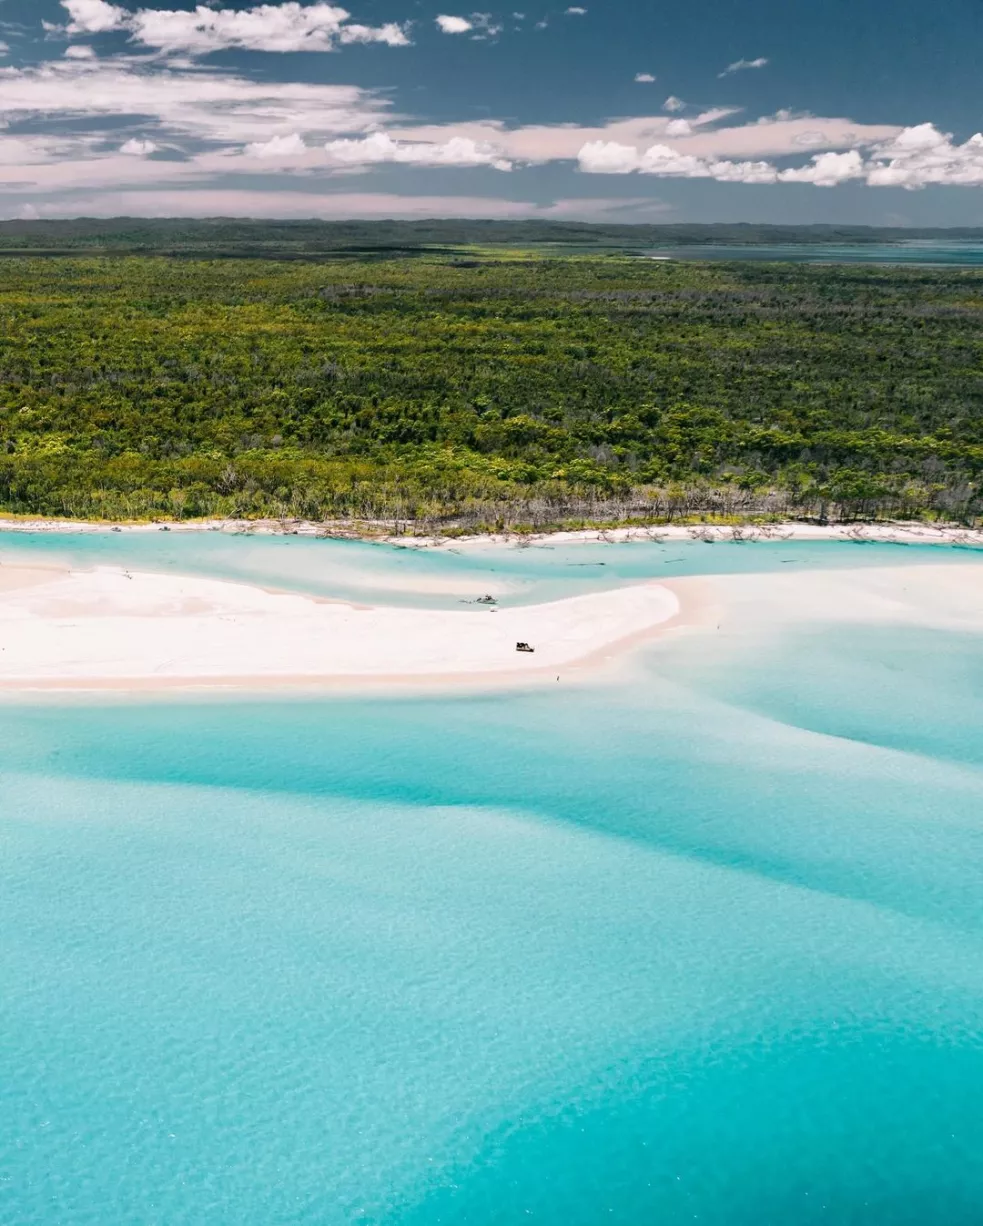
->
[59,0,410,52]
[575,124,983,189]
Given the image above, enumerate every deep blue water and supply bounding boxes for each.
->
[2,540,983,1224]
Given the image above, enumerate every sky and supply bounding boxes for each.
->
[1,0,983,223]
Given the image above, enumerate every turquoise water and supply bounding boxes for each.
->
[0,530,976,608]
[3,544,983,1223]
[649,241,983,266]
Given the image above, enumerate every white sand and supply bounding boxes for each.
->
[0,565,681,691]
[3,558,981,693]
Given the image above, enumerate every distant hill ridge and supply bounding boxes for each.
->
[3,218,983,254]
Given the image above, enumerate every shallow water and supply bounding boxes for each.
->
[2,544,983,1224]
[649,241,983,266]
[0,529,976,608]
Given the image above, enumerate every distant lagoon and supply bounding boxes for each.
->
[648,240,983,266]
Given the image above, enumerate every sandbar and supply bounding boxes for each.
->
[0,565,683,692]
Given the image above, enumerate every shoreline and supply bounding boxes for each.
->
[2,515,983,550]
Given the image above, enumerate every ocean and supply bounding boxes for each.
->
[2,537,982,1224]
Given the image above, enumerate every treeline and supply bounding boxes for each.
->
[1,252,982,529]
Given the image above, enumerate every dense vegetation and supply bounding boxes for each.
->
[2,250,983,529]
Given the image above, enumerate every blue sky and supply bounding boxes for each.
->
[1,0,982,222]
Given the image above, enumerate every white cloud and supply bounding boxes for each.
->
[777,149,864,186]
[385,111,895,164]
[0,58,389,144]
[634,72,655,83]
[244,132,308,158]
[865,124,983,188]
[575,121,983,188]
[663,96,684,113]
[666,115,899,160]
[64,44,96,57]
[324,130,512,169]
[577,141,703,176]
[573,139,779,183]
[435,13,472,32]
[62,0,126,34]
[119,137,157,155]
[565,6,587,13]
[0,41,9,56]
[718,56,768,77]
[60,0,411,53]
[577,139,776,182]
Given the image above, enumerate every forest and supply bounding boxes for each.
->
[1,249,982,529]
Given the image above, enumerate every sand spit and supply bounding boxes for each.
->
[0,565,682,692]
[2,557,981,693]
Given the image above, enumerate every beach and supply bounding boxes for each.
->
[2,515,983,549]
[2,551,982,690]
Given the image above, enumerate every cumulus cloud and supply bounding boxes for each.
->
[0,41,9,56]
[718,56,768,77]
[577,139,776,182]
[323,131,512,169]
[64,43,96,57]
[62,0,125,34]
[119,137,157,155]
[663,96,684,113]
[575,121,983,188]
[435,13,472,32]
[634,72,655,83]
[59,0,410,53]
[865,124,983,188]
[565,6,586,13]
[245,132,308,158]
[777,149,864,186]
